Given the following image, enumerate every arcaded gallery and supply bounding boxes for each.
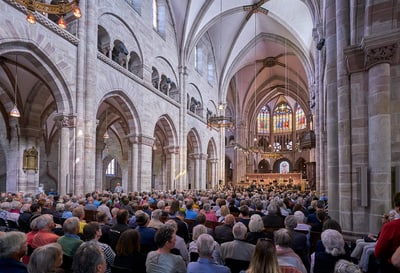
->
[0,0,399,237]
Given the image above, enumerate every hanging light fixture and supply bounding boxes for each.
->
[103,110,110,139]
[9,55,21,118]
[16,0,81,28]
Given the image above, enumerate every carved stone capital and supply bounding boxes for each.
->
[54,114,76,129]
[139,135,155,147]
[163,145,179,154]
[364,43,397,69]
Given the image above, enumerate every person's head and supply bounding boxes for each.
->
[135,210,149,226]
[154,224,176,249]
[284,215,298,230]
[151,209,162,220]
[196,234,215,257]
[220,205,230,217]
[115,229,141,256]
[83,222,101,241]
[247,238,280,273]
[196,213,206,225]
[63,217,80,234]
[224,214,235,226]
[274,228,293,248]
[96,211,107,224]
[232,222,247,240]
[294,210,306,223]
[192,224,208,241]
[239,205,250,217]
[116,209,129,224]
[248,214,264,232]
[323,219,342,233]
[321,229,346,256]
[186,199,194,210]
[334,259,362,273]
[28,243,63,273]
[0,231,27,260]
[203,203,211,212]
[36,214,55,231]
[72,207,85,220]
[72,241,107,273]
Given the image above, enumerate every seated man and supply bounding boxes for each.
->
[72,241,107,273]
[214,214,235,244]
[0,231,28,273]
[220,222,255,262]
[187,233,230,273]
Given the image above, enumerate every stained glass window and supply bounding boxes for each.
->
[257,106,270,134]
[296,104,306,130]
[273,102,292,132]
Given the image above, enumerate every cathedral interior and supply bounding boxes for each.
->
[0,0,399,235]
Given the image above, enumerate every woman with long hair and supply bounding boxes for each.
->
[113,229,146,273]
[242,238,282,273]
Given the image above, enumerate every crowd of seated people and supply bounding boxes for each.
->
[1,186,398,273]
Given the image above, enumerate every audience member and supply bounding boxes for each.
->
[165,219,189,264]
[57,217,83,257]
[241,238,281,273]
[334,259,361,273]
[246,214,270,245]
[72,241,107,273]
[313,229,350,273]
[83,222,115,273]
[147,209,165,230]
[374,192,400,273]
[27,243,63,273]
[145,225,186,273]
[274,228,307,273]
[108,209,130,250]
[188,224,222,264]
[135,210,157,254]
[187,233,230,273]
[0,231,28,273]
[113,229,146,273]
[31,214,59,249]
[262,203,284,229]
[220,222,255,263]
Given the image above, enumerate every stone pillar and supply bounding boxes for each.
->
[209,158,218,189]
[367,48,393,232]
[164,145,178,190]
[95,139,104,192]
[336,0,352,231]
[83,0,98,193]
[6,117,20,193]
[177,66,187,190]
[54,114,76,196]
[138,135,154,192]
[128,135,139,192]
[325,0,339,221]
[199,153,208,189]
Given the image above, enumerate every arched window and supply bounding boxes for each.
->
[127,0,141,14]
[153,0,166,37]
[106,159,116,176]
[152,0,158,30]
[296,104,306,130]
[207,59,214,85]
[279,161,290,174]
[257,105,270,134]
[195,45,203,73]
[273,102,292,132]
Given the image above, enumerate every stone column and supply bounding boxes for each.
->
[366,44,395,232]
[336,0,352,231]
[177,66,187,190]
[209,158,218,189]
[164,145,178,190]
[54,114,76,196]
[198,153,208,189]
[128,135,139,192]
[6,117,20,193]
[325,0,339,221]
[95,140,104,191]
[138,135,154,192]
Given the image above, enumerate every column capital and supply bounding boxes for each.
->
[164,145,179,154]
[54,114,77,129]
[138,134,155,147]
[344,30,400,73]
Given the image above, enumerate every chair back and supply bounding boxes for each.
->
[224,258,250,273]
[190,252,199,262]
[84,210,98,222]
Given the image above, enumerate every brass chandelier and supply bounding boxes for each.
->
[207,104,234,130]
[16,0,81,29]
